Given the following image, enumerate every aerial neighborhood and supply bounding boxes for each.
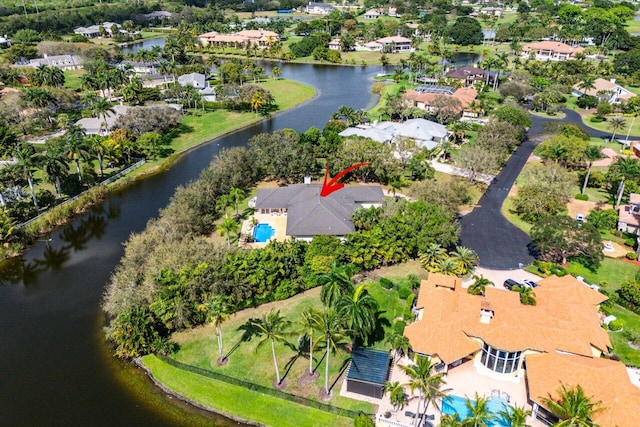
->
[3,0,640,426]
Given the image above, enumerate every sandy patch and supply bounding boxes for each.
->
[565,199,612,221]
[602,240,628,258]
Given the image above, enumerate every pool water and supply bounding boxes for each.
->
[442,395,510,426]
[253,223,275,242]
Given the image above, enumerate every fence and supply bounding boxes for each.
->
[18,159,146,229]
[158,355,372,420]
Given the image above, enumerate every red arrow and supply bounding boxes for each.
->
[320,162,372,197]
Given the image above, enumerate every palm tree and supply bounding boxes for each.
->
[541,383,604,427]
[384,381,408,412]
[578,77,596,94]
[312,308,349,395]
[14,144,41,212]
[272,66,282,80]
[497,403,532,427]
[64,125,90,182]
[433,257,459,275]
[92,98,115,135]
[418,243,448,270]
[609,116,626,143]
[204,295,230,363]
[580,145,604,195]
[464,393,496,427]
[298,308,318,376]
[513,285,536,306]
[228,187,245,216]
[386,332,411,362]
[319,262,355,308]
[216,193,234,218]
[400,354,447,425]
[336,284,379,344]
[41,142,69,198]
[86,135,108,178]
[449,246,479,276]
[251,309,292,386]
[467,275,494,296]
[251,90,265,115]
[218,217,239,247]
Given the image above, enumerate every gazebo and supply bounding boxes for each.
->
[346,348,391,399]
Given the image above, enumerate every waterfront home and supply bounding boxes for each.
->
[304,2,335,14]
[328,39,342,51]
[445,66,487,86]
[178,73,216,102]
[403,85,478,116]
[27,54,83,70]
[339,118,449,151]
[522,41,584,61]
[197,29,280,48]
[571,78,634,104]
[375,36,413,53]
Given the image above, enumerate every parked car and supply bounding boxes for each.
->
[521,279,538,288]
[576,214,585,222]
[503,279,519,290]
[603,242,614,252]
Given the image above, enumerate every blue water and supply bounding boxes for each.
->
[442,395,510,426]
[253,223,275,242]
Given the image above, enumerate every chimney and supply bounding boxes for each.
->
[480,300,493,324]
[610,78,616,84]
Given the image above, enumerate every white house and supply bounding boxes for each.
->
[28,54,83,70]
[178,73,216,102]
[572,78,634,104]
[305,2,335,14]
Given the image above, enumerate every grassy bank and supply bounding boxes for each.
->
[142,355,354,427]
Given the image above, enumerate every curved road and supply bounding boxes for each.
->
[458,110,632,270]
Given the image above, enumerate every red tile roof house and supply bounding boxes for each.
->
[403,86,478,116]
[376,36,413,53]
[522,41,584,61]
[402,273,640,427]
[617,193,640,235]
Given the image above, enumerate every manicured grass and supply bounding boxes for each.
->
[170,287,376,414]
[64,69,85,90]
[566,258,640,292]
[607,304,640,367]
[142,355,354,427]
[501,194,532,234]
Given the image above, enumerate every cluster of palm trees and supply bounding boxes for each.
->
[418,243,480,277]
[31,64,65,88]
[215,187,245,246]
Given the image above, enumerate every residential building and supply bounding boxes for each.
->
[197,29,279,48]
[74,22,132,39]
[143,11,173,22]
[27,54,83,70]
[522,41,584,61]
[305,2,335,14]
[253,184,384,241]
[354,41,383,52]
[445,66,487,86]
[479,7,503,16]
[363,9,382,19]
[571,78,634,104]
[177,72,216,102]
[375,36,413,53]
[118,60,159,74]
[0,35,10,48]
[328,39,342,51]
[617,193,640,235]
[402,273,639,427]
[403,85,478,116]
[339,118,449,151]
[75,104,182,135]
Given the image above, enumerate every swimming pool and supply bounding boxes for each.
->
[253,223,275,242]
[442,395,510,426]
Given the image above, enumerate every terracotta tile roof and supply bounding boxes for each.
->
[523,41,584,55]
[404,87,477,109]
[630,193,640,205]
[527,352,640,427]
[619,205,640,227]
[404,275,610,364]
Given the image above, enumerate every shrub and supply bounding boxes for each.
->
[354,414,375,427]
[403,293,416,321]
[398,286,412,300]
[618,281,640,310]
[608,318,625,331]
[534,260,554,275]
[575,193,589,201]
[625,237,637,247]
[624,329,640,346]
[600,305,613,316]
[626,251,637,260]
[380,277,394,290]
[407,273,420,290]
[392,320,406,335]
[590,116,605,123]
[550,265,567,276]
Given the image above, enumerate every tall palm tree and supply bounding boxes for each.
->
[218,217,239,247]
[64,125,90,182]
[609,116,626,143]
[400,354,447,425]
[467,275,494,296]
[449,246,479,276]
[86,135,108,178]
[41,142,69,198]
[319,262,355,308]
[298,308,318,376]
[578,77,596,94]
[541,383,604,427]
[216,193,235,218]
[386,332,411,362]
[92,98,116,135]
[418,243,448,270]
[251,90,265,115]
[336,284,379,344]
[433,257,459,275]
[251,309,292,386]
[384,381,408,413]
[464,393,496,427]
[14,144,41,212]
[228,187,245,216]
[313,308,349,395]
[513,285,536,306]
[272,66,282,80]
[580,145,604,195]
[204,295,230,363]
[497,403,532,427]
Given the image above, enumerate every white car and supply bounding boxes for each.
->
[576,214,585,222]
[603,242,614,252]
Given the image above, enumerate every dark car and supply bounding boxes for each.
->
[503,279,519,290]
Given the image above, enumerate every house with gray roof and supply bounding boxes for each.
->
[178,72,216,101]
[254,184,384,241]
[339,118,449,152]
[28,54,83,70]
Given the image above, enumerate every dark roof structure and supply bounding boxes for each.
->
[347,347,391,385]
[414,85,456,95]
[445,66,486,80]
[254,184,384,237]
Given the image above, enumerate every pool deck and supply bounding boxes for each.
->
[242,212,288,248]
[376,359,544,427]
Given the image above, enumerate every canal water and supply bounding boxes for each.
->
[0,63,379,426]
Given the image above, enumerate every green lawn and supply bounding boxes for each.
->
[501,194,532,234]
[607,304,640,366]
[142,355,354,427]
[64,69,85,90]
[566,258,640,292]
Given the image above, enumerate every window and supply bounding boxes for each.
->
[480,343,521,374]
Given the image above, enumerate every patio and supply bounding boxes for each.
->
[242,212,287,247]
